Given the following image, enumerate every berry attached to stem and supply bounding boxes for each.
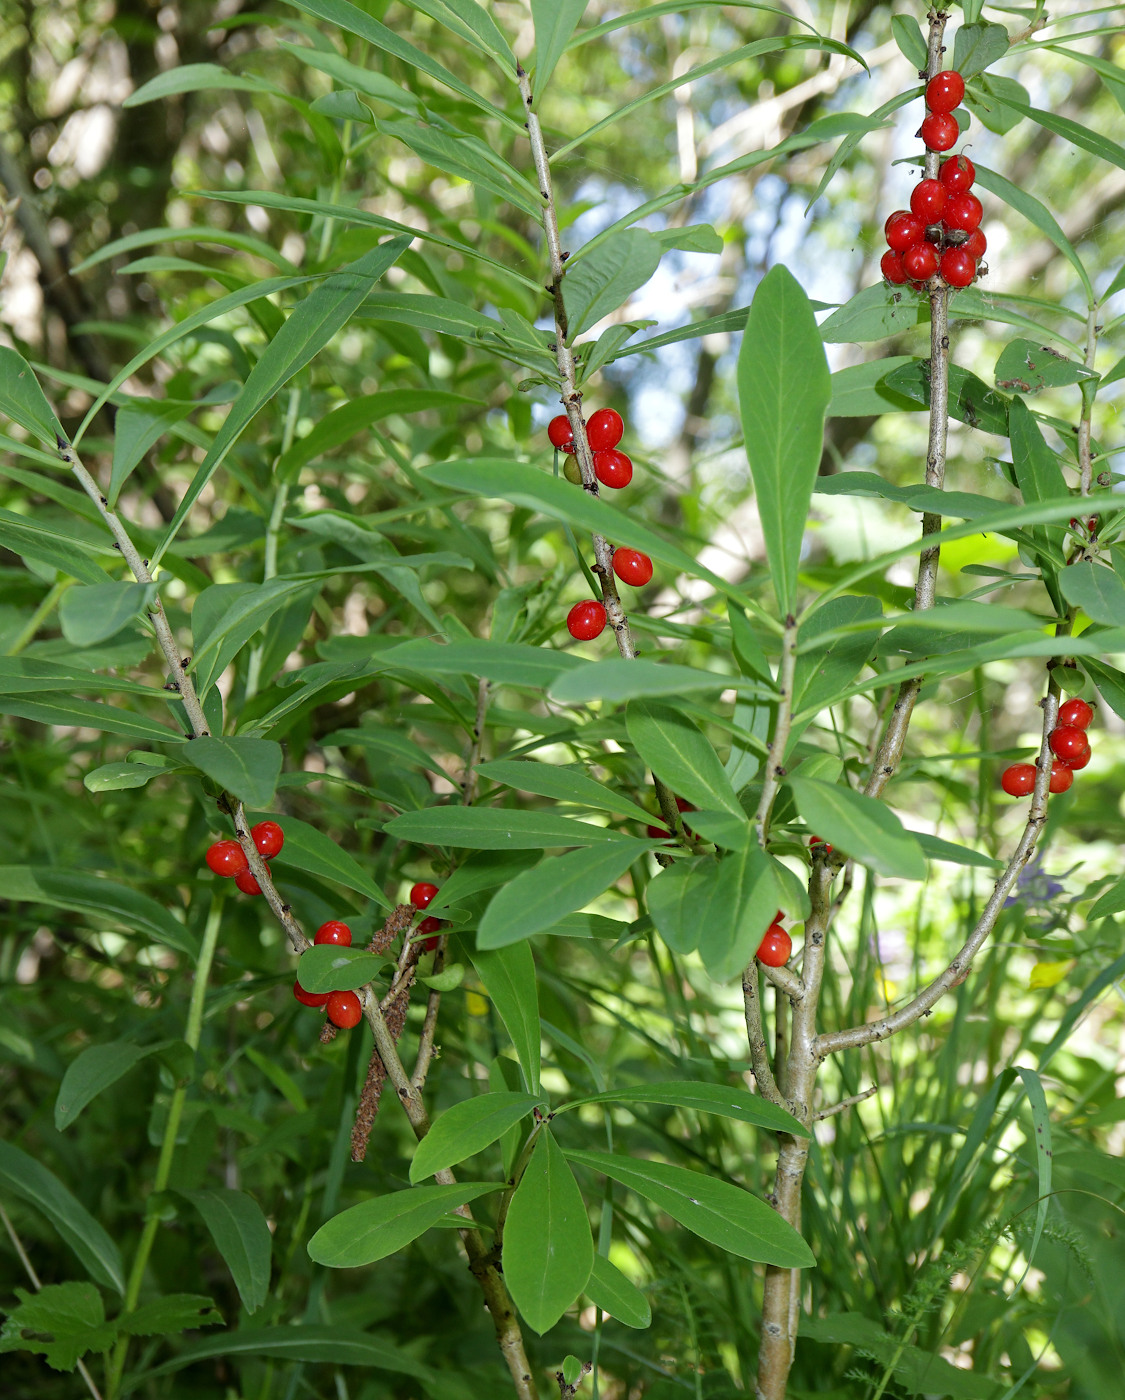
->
[418,915,443,952]
[586,408,624,452]
[410,881,440,908]
[548,415,574,449]
[293,979,330,1008]
[939,154,975,192]
[1049,761,1074,794]
[920,111,960,152]
[880,251,907,285]
[594,449,633,489]
[903,242,940,281]
[251,821,284,858]
[925,70,966,113]
[910,179,945,222]
[612,547,653,586]
[567,600,607,641]
[886,211,924,252]
[235,869,263,896]
[940,246,976,288]
[315,920,352,946]
[1000,763,1036,797]
[1058,697,1093,730]
[327,990,363,1029]
[1049,726,1091,768]
[206,840,249,878]
[756,924,792,967]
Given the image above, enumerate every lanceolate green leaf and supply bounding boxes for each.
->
[531,0,588,100]
[184,1190,272,1313]
[625,700,743,818]
[0,867,195,957]
[563,230,661,339]
[1058,563,1125,626]
[787,777,926,880]
[153,238,409,565]
[1008,398,1069,564]
[55,1040,184,1130]
[183,737,283,809]
[307,1183,504,1268]
[295,945,389,993]
[0,348,66,446]
[503,1128,593,1335]
[737,264,831,613]
[409,1093,545,1183]
[567,1150,814,1268]
[0,696,179,743]
[563,1080,808,1136]
[973,165,1093,302]
[585,1254,651,1329]
[696,843,784,981]
[477,840,651,949]
[475,759,655,825]
[469,943,541,1093]
[384,807,629,849]
[549,658,765,705]
[258,812,391,908]
[58,582,158,648]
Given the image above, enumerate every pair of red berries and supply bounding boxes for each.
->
[205,822,284,895]
[548,408,633,490]
[566,548,655,641]
[294,920,364,1028]
[919,68,967,153]
[1000,697,1094,797]
[411,880,443,950]
[757,911,792,967]
[881,154,985,291]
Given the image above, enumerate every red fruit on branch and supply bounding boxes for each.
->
[940,246,976,288]
[809,834,834,855]
[757,924,793,967]
[646,798,695,840]
[963,228,987,260]
[612,547,653,586]
[920,112,959,152]
[925,70,965,113]
[418,915,443,952]
[1049,761,1074,794]
[293,979,330,1008]
[1058,698,1093,730]
[939,154,975,192]
[327,990,363,1029]
[910,179,946,222]
[567,600,607,640]
[548,415,574,449]
[1049,726,1092,768]
[410,881,440,908]
[594,448,633,489]
[903,241,940,281]
[235,869,262,896]
[880,251,907,285]
[1000,763,1036,797]
[251,821,284,858]
[885,211,924,252]
[586,408,624,452]
[884,208,910,237]
[315,921,352,946]
[206,840,249,878]
[943,192,982,232]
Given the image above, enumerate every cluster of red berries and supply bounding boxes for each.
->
[205,822,284,896]
[294,921,364,1028]
[1001,697,1094,798]
[548,407,633,490]
[410,880,443,951]
[880,71,986,292]
[757,911,792,968]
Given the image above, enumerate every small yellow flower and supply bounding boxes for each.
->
[1029,960,1073,990]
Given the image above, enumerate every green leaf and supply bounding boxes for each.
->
[0,1141,125,1294]
[477,840,650,949]
[384,638,582,689]
[995,338,1097,394]
[109,401,195,506]
[787,777,926,879]
[0,509,113,585]
[0,347,65,447]
[828,356,918,416]
[476,759,655,825]
[409,1092,545,1183]
[910,832,1003,870]
[565,1080,808,1137]
[531,0,588,97]
[153,239,408,566]
[737,264,831,612]
[1058,563,1125,626]
[0,695,179,743]
[0,1282,115,1372]
[819,283,926,344]
[183,1189,272,1313]
[0,867,195,957]
[549,658,763,705]
[1081,658,1125,724]
[952,22,1009,78]
[973,165,1093,303]
[84,761,167,793]
[802,1314,1005,1397]
[1013,1067,1052,1281]
[890,14,927,68]
[378,118,540,217]
[469,944,541,1093]
[397,0,513,68]
[191,578,321,696]
[567,1150,814,1268]
[55,1040,184,1131]
[424,851,542,918]
[260,812,391,909]
[563,230,661,339]
[124,62,279,104]
[646,858,713,954]
[295,945,388,994]
[503,1128,593,1335]
[625,699,742,818]
[119,1293,222,1336]
[184,737,282,808]
[792,595,882,718]
[696,844,785,981]
[307,1183,503,1267]
[585,1254,651,1329]
[1008,398,1069,564]
[882,361,1011,435]
[384,807,629,849]
[58,582,158,647]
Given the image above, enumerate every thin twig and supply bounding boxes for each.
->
[741,965,785,1107]
[752,615,798,845]
[462,677,491,803]
[1077,303,1100,496]
[813,1085,878,1122]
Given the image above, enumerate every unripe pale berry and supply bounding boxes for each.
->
[563,458,583,485]
[567,600,607,641]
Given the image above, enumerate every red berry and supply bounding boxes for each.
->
[963,228,987,260]
[886,211,925,253]
[1058,698,1093,730]
[880,251,907,285]
[612,547,653,586]
[920,112,960,152]
[547,415,574,449]
[1089,516,1100,534]
[235,868,263,896]
[418,914,443,952]
[251,821,284,859]
[206,840,248,878]
[940,246,975,288]
[940,154,975,192]
[1049,761,1074,794]
[903,241,940,281]
[410,881,440,909]
[293,979,330,1008]
[926,70,965,113]
[943,192,982,232]
[756,925,792,968]
[586,408,624,452]
[809,834,834,855]
[567,600,607,641]
[327,990,363,1029]
[884,208,909,237]
[315,920,352,946]
[646,798,695,840]
[594,449,632,489]
[910,179,946,222]
[1049,726,1091,767]
[1000,763,1036,797]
